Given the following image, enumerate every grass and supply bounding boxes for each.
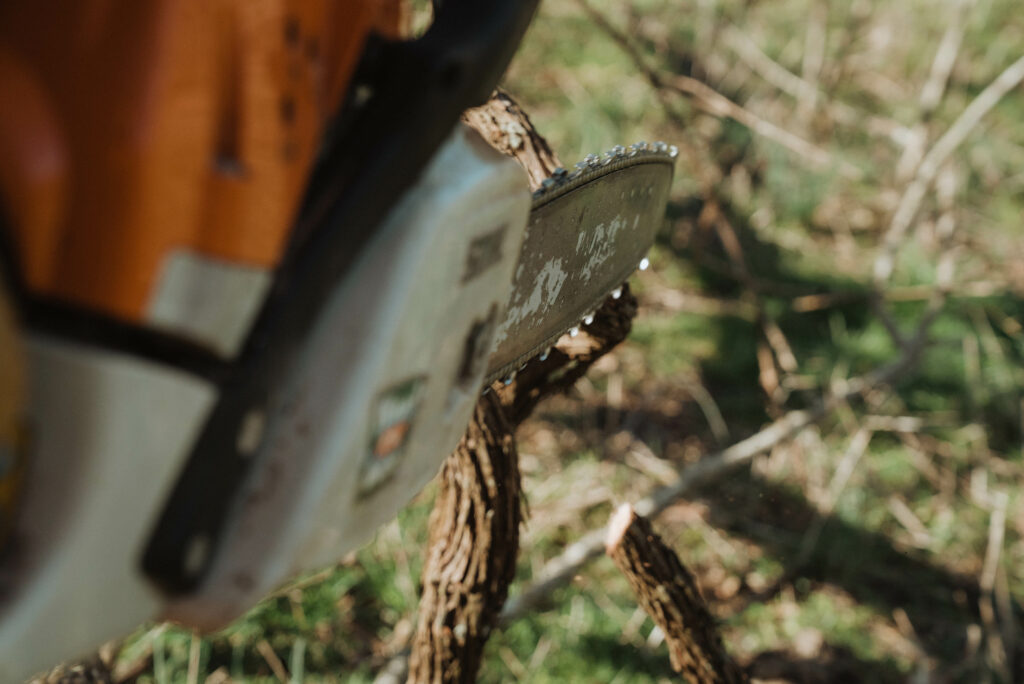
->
[119,0,1024,681]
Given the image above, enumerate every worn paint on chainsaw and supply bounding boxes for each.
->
[485,155,673,382]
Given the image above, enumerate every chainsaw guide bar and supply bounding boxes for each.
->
[484,141,676,385]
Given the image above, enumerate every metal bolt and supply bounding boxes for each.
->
[183,533,211,578]
[583,312,595,326]
[236,408,266,457]
[611,287,623,300]
[639,257,650,271]
[569,326,580,337]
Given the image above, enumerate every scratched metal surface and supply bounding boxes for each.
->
[485,153,674,383]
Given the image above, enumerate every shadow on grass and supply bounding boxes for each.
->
[700,473,999,660]
[532,186,1024,681]
[748,645,904,684]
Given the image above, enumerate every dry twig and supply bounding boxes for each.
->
[979,491,1011,681]
[574,0,862,180]
[895,0,976,180]
[875,53,1024,285]
[721,26,906,142]
[256,641,288,684]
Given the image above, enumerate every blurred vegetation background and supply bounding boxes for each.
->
[119,0,1024,681]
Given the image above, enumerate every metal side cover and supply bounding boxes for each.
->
[164,124,531,629]
[0,338,215,683]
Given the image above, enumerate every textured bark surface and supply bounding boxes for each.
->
[405,91,640,683]
[406,393,521,684]
[605,505,747,684]
[461,90,563,188]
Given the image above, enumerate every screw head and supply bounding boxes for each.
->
[236,408,266,457]
[183,533,211,578]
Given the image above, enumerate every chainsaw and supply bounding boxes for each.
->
[0,2,674,679]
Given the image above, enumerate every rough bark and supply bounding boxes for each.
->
[605,504,747,684]
[404,90,640,683]
[461,91,563,187]
[406,393,520,683]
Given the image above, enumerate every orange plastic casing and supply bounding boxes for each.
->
[0,0,405,321]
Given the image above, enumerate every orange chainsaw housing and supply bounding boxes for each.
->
[0,0,404,321]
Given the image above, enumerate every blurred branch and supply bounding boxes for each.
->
[575,0,862,180]
[790,280,1010,313]
[896,0,977,180]
[798,0,827,123]
[721,26,907,143]
[500,330,929,624]
[722,26,815,106]
[797,428,872,563]
[919,0,976,117]
[679,375,731,444]
[256,640,289,684]
[979,491,1011,681]
[874,53,1024,286]
[644,288,758,320]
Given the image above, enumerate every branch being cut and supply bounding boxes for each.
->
[398,89,642,684]
[606,505,747,683]
[406,393,522,684]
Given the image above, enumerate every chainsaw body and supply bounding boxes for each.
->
[0,2,675,680]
